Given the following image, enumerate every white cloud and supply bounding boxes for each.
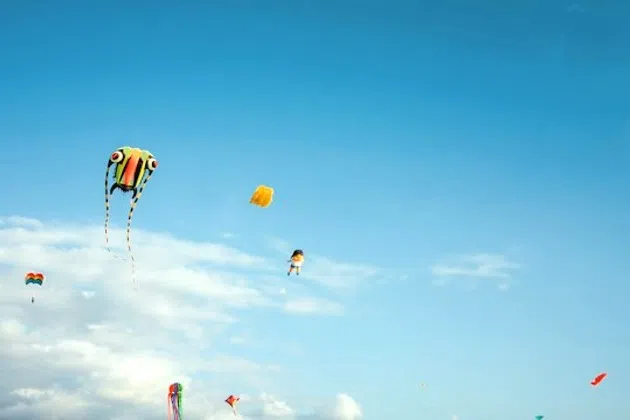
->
[81,290,95,299]
[261,392,295,417]
[303,256,378,291]
[265,237,293,254]
[0,216,360,419]
[331,393,363,419]
[0,215,43,229]
[284,298,344,316]
[431,253,520,290]
[229,335,247,345]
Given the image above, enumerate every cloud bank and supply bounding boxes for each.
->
[0,216,363,419]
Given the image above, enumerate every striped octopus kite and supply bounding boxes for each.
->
[104,146,158,286]
[167,383,183,420]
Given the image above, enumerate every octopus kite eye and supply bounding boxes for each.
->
[147,158,158,170]
[110,151,124,163]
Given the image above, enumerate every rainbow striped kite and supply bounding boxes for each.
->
[25,272,45,303]
[25,272,45,286]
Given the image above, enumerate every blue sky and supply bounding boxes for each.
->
[1,0,629,419]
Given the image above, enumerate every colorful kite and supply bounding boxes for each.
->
[591,372,607,387]
[225,395,240,416]
[287,249,304,276]
[25,272,44,303]
[249,185,274,208]
[104,146,158,286]
[167,383,183,420]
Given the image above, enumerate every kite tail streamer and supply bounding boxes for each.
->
[126,170,153,290]
[167,394,172,420]
[126,197,137,290]
[104,163,112,252]
[174,394,180,420]
[104,164,128,261]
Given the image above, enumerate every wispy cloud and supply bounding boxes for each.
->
[81,290,95,299]
[431,253,521,290]
[229,335,248,345]
[0,215,43,229]
[261,392,295,417]
[0,216,359,419]
[265,236,293,254]
[284,297,344,316]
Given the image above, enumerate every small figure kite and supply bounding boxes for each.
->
[25,272,44,303]
[287,249,304,276]
[225,394,240,417]
[104,146,158,286]
[249,185,274,208]
[591,372,607,387]
[167,383,183,420]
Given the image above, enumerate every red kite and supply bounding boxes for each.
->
[591,372,607,387]
[225,395,240,416]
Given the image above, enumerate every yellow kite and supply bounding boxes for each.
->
[249,185,274,208]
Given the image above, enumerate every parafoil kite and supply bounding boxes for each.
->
[167,383,183,420]
[104,146,158,286]
[249,185,274,208]
[535,415,544,420]
[25,272,44,303]
[591,372,607,387]
[287,249,304,276]
[225,395,240,416]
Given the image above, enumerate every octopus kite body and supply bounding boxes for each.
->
[167,383,183,420]
[104,146,158,285]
